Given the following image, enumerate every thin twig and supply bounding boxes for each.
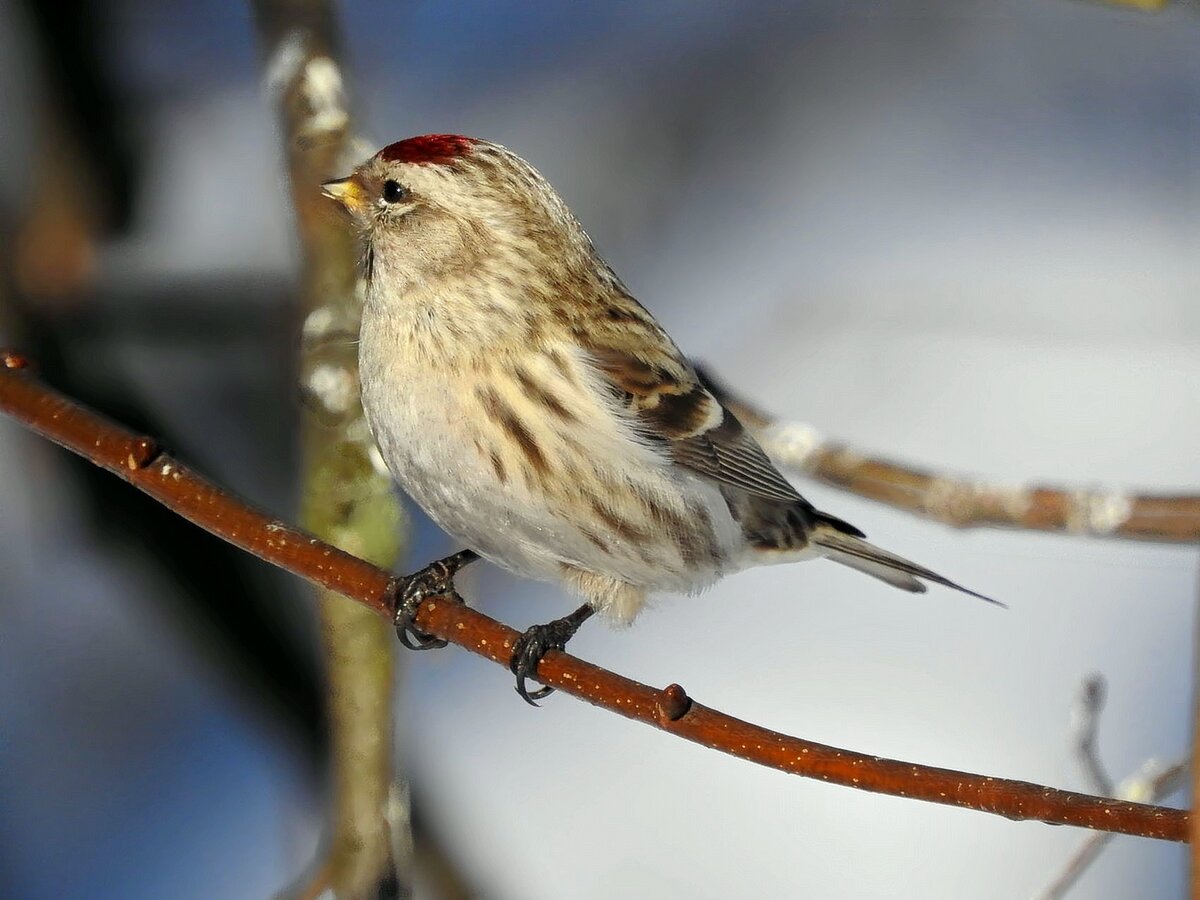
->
[1147,759,1187,800]
[1035,670,1188,898]
[1036,758,1188,899]
[1071,675,1114,797]
[701,368,1200,544]
[0,354,1189,843]
[1037,829,1111,900]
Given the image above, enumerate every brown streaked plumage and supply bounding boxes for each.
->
[323,134,997,703]
[476,385,550,479]
[514,366,577,423]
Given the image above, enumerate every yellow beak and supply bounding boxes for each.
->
[321,175,370,219]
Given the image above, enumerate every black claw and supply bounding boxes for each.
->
[389,550,478,650]
[509,604,595,706]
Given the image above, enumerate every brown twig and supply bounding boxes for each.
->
[0,354,1189,843]
[702,369,1200,544]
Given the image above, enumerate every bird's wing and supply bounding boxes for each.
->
[574,308,804,505]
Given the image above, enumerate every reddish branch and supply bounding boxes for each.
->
[708,373,1200,544]
[0,351,1188,843]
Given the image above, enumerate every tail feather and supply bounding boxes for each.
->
[811,524,1001,606]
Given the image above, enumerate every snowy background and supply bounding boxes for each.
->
[1,1,1198,897]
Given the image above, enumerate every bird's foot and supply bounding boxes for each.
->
[509,603,595,706]
[388,549,478,650]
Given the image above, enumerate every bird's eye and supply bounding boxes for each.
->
[382,180,408,204]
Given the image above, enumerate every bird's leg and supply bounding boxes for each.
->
[509,603,595,706]
[387,549,479,650]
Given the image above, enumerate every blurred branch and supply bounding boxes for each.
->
[0,355,1189,844]
[1035,673,1187,899]
[252,2,408,897]
[701,368,1200,544]
[1037,759,1186,899]
[1070,675,1114,798]
[12,115,98,301]
[1093,0,1169,10]
[1036,673,1188,898]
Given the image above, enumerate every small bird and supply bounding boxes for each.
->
[323,134,995,704]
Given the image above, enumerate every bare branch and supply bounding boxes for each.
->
[1036,757,1187,899]
[1034,670,1188,898]
[702,368,1200,544]
[0,354,1189,843]
[1146,759,1187,799]
[1036,830,1111,900]
[1070,675,1114,797]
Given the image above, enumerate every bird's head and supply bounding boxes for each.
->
[323,134,588,294]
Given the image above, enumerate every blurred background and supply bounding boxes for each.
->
[1,0,1198,897]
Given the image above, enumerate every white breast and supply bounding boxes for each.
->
[357,295,744,601]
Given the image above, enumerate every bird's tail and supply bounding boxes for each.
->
[810,518,1001,606]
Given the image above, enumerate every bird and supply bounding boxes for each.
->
[322,134,996,704]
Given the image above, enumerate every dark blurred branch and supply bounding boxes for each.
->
[0,354,1189,844]
[19,0,137,233]
[1071,675,1113,798]
[252,2,408,897]
[9,298,326,758]
[3,0,324,764]
[701,368,1200,544]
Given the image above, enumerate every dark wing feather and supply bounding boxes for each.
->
[583,337,804,505]
[669,409,805,504]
